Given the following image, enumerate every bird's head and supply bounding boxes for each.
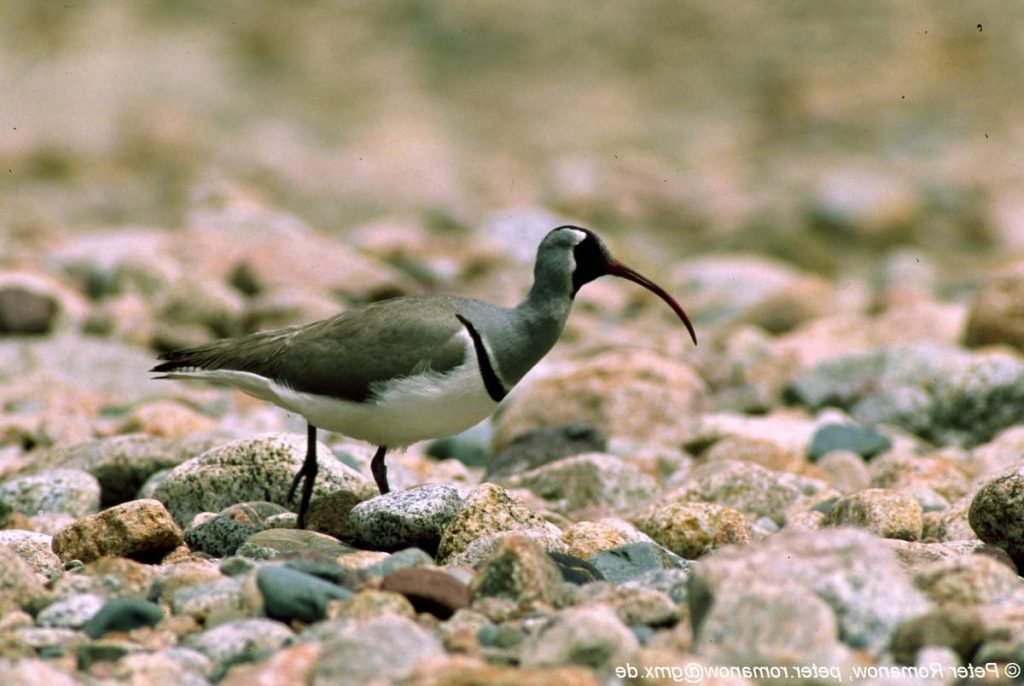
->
[537,225,697,345]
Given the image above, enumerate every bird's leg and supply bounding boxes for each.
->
[371,446,389,494]
[288,423,319,529]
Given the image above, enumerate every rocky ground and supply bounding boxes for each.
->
[4,3,1024,685]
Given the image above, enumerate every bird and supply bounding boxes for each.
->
[151,225,697,528]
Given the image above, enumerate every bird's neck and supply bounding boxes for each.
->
[509,269,575,367]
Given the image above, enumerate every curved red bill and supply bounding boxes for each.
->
[606,260,698,346]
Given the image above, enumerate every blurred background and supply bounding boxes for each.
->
[3,1,1021,276]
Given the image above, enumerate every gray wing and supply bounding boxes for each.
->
[152,296,468,403]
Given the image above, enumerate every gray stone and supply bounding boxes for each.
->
[312,614,445,686]
[152,433,373,526]
[586,541,691,585]
[0,468,100,517]
[185,514,260,558]
[689,528,931,654]
[498,453,657,517]
[237,528,357,560]
[171,576,257,622]
[913,554,1021,605]
[695,583,853,672]
[663,459,829,526]
[36,592,104,629]
[0,530,63,581]
[445,528,569,568]
[184,618,294,674]
[348,484,462,554]
[257,565,352,623]
[808,423,892,460]
[520,604,639,669]
[83,598,165,638]
[789,343,1024,447]
[621,567,695,604]
[485,422,607,480]
[41,434,190,508]
[969,466,1024,566]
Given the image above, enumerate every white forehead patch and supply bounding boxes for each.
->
[565,228,588,246]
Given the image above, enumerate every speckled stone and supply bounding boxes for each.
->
[969,466,1024,566]
[637,501,751,559]
[41,433,192,508]
[913,554,1021,605]
[662,459,830,526]
[823,488,924,540]
[498,453,657,518]
[890,606,986,665]
[0,530,63,581]
[695,582,853,671]
[220,643,320,686]
[184,617,295,674]
[436,483,561,564]
[171,576,263,623]
[51,498,184,564]
[470,535,566,607]
[312,614,445,686]
[348,484,462,553]
[151,433,374,526]
[184,512,260,558]
[446,528,569,569]
[492,350,706,450]
[519,604,638,669]
[689,528,930,653]
[0,468,101,517]
[36,592,104,629]
[560,518,653,559]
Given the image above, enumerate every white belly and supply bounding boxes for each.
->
[168,361,499,447]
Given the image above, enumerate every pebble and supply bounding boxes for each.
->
[499,453,657,518]
[0,658,80,686]
[689,528,930,653]
[964,263,1024,352]
[661,459,830,526]
[184,512,261,558]
[82,597,165,638]
[485,422,607,481]
[348,484,462,553]
[152,433,373,526]
[470,535,567,607]
[436,483,561,563]
[789,343,1024,448]
[170,575,262,623]
[519,604,638,669]
[237,527,356,559]
[560,518,653,559]
[637,501,751,559]
[814,449,871,493]
[184,617,295,676]
[35,592,104,629]
[380,567,472,619]
[42,433,190,508]
[0,283,60,334]
[312,614,446,686]
[256,564,353,623]
[0,529,63,581]
[695,582,852,670]
[220,643,319,686]
[808,422,892,460]
[823,488,924,540]
[913,553,1021,605]
[445,527,569,568]
[586,541,691,585]
[0,468,100,517]
[968,466,1024,566]
[492,350,706,450]
[50,498,183,564]
[890,606,986,665]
